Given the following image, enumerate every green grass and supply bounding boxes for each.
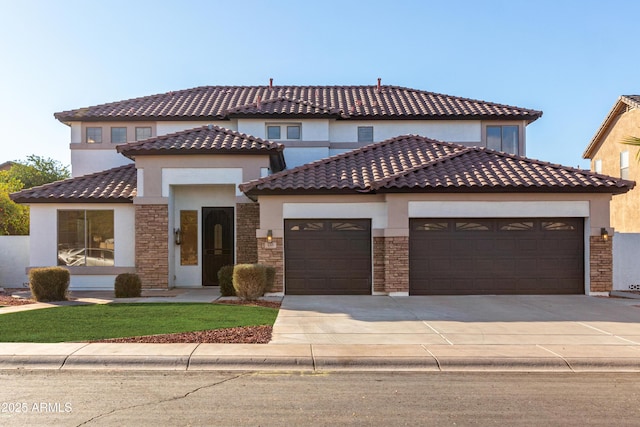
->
[0,303,278,342]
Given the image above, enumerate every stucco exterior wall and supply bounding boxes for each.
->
[70,150,133,177]
[589,108,640,232]
[0,236,29,287]
[329,120,481,143]
[613,232,640,290]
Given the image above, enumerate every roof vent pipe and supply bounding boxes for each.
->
[269,78,273,89]
[377,78,381,92]
[257,95,262,109]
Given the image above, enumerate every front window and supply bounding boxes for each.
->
[287,125,301,139]
[266,124,301,140]
[111,127,127,144]
[486,125,519,154]
[358,126,374,142]
[57,210,114,267]
[135,127,152,141]
[621,151,629,179]
[267,126,281,139]
[86,127,102,144]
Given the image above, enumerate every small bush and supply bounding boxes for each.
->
[218,265,236,296]
[264,265,276,293]
[233,264,267,301]
[114,273,142,298]
[29,267,70,302]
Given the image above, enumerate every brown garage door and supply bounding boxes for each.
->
[284,219,371,295]
[409,218,584,295]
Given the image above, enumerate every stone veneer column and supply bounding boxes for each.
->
[373,237,386,293]
[384,236,409,294]
[135,204,169,289]
[257,237,284,293]
[590,235,613,293]
[236,203,260,264]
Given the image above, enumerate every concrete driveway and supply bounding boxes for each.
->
[271,295,640,345]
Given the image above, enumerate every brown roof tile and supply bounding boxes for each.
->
[226,96,342,117]
[10,164,137,203]
[54,85,542,122]
[240,135,634,195]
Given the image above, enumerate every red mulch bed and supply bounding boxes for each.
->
[92,299,281,344]
[0,290,35,307]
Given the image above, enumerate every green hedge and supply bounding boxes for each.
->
[29,267,70,302]
[217,265,236,296]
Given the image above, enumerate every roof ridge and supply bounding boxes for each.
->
[226,96,340,115]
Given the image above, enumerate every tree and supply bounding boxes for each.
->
[0,155,70,235]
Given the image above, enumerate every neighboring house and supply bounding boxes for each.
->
[0,161,15,171]
[10,82,634,295]
[583,95,640,232]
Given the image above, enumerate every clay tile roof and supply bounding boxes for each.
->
[10,164,137,203]
[240,136,635,195]
[117,124,283,159]
[584,94,640,158]
[54,85,542,122]
[226,97,342,117]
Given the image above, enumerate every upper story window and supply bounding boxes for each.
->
[266,124,301,140]
[86,127,102,144]
[358,126,374,143]
[594,159,602,174]
[486,125,519,154]
[111,127,127,144]
[620,151,630,179]
[135,127,152,141]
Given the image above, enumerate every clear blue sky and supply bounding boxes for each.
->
[1,0,638,169]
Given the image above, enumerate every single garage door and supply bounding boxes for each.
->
[285,219,371,295]
[409,218,584,295]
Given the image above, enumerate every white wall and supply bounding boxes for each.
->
[238,119,330,141]
[613,232,640,290]
[0,236,29,287]
[284,147,330,168]
[329,120,481,143]
[70,150,133,177]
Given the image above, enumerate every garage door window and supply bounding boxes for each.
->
[456,221,492,231]
[332,222,367,231]
[499,221,534,231]
[542,221,577,231]
[289,222,325,231]
[413,221,449,231]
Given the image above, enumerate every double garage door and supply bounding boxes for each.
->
[284,217,584,295]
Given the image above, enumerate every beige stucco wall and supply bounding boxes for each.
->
[589,108,640,232]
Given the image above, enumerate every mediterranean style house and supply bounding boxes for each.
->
[583,95,640,232]
[11,81,634,295]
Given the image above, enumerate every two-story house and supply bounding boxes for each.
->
[583,95,640,232]
[11,81,634,295]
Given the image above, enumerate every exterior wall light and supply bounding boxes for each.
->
[600,227,609,242]
[267,229,273,243]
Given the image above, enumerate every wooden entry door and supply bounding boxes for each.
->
[202,207,234,286]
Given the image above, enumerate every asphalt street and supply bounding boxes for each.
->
[1,371,639,426]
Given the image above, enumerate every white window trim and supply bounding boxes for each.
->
[265,123,302,141]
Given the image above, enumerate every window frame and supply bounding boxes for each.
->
[266,123,301,140]
[86,127,103,144]
[135,127,152,141]
[594,159,603,174]
[482,122,522,155]
[620,151,630,179]
[57,209,115,267]
[110,127,127,144]
[357,126,374,143]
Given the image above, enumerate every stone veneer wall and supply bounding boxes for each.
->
[135,204,169,289]
[236,203,260,264]
[373,237,386,293]
[257,237,284,293]
[590,235,613,293]
[383,236,409,293]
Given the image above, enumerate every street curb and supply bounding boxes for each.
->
[62,355,191,370]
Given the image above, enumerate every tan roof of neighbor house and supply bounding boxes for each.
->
[117,124,286,171]
[10,164,137,203]
[54,84,543,123]
[583,95,640,159]
[240,135,635,195]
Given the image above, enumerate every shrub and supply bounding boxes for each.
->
[114,273,142,298]
[29,267,70,302]
[233,264,267,301]
[264,265,276,293]
[218,265,236,296]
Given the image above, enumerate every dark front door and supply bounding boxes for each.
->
[202,207,234,286]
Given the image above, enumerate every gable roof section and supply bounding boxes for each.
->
[117,125,286,171]
[583,95,640,159]
[10,164,137,204]
[54,85,543,123]
[225,97,342,118]
[240,135,634,196]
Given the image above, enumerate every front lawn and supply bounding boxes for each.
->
[0,303,278,342]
